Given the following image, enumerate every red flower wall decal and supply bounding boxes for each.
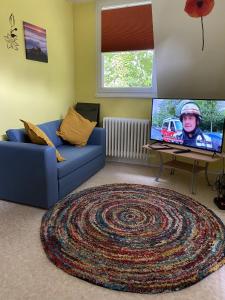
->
[184,0,215,51]
[185,0,214,17]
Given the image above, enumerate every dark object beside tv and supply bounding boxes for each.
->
[214,174,225,210]
[75,102,100,127]
[150,98,225,153]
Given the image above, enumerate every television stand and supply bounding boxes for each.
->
[143,144,222,194]
[211,151,217,159]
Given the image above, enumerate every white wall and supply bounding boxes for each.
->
[153,0,225,98]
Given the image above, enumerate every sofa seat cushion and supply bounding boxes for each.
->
[57,144,103,179]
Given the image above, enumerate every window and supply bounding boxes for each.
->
[96,0,157,98]
[170,122,175,132]
[162,122,169,130]
[175,120,183,131]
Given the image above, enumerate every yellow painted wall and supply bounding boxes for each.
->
[0,0,75,139]
[73,1,152,125]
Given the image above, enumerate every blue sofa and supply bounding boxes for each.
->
[0,120,106,209]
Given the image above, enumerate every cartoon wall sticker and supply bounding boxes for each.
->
[4,13,19,50]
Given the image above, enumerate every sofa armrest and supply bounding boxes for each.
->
[88,128,106,155]
[0,141,58,209]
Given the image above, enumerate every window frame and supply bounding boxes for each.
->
[96,0,157,98]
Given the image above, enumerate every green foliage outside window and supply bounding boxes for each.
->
[152,100,178,128]
[103,50,153,88]
[197,100,224,132]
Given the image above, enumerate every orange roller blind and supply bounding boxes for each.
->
[101,4,154,52]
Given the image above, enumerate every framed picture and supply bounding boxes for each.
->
[23,21,48,63]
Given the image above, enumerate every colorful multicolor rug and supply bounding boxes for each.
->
[40,184,225,294]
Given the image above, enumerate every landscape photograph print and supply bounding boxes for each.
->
[23,21,48,63]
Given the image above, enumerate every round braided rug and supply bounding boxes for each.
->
[40,184,225,294]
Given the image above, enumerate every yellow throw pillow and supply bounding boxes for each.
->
[56,107,97,146]
[20,120,65,162]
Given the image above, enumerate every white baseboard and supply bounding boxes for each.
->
[106,157,150,167]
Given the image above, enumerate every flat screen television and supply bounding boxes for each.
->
[150,98,225,153]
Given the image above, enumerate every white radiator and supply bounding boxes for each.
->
[103,117,149,161]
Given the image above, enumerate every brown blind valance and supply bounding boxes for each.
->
[101,4,154,52]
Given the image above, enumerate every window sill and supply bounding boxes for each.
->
[96,91,157,99]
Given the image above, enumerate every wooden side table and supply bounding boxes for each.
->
[143,144,223,194]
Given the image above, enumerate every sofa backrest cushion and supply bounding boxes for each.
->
[38,120,63,147]
[6,120,64,147]
[6,128,29,142]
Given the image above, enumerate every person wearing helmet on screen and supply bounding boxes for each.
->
[177,102,213,149]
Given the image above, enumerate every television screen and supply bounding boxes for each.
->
[150,99,225,153]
